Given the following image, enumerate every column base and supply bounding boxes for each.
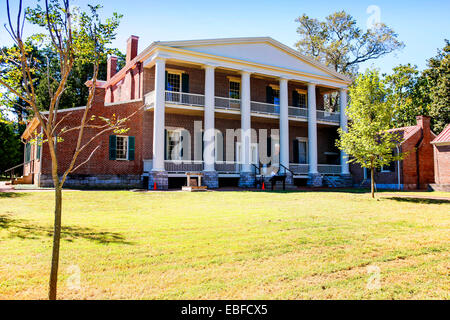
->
[307,173,323,187]
[285,172,294,185]
[148,171,168,190]
[238,172,256,188]
[203,171,219,189]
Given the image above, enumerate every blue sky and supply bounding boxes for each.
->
[1,0,449,74]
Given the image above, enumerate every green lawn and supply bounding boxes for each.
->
[0,190,449,300]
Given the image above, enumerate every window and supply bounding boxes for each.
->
[166,130,183,161]
[116,136,128,160]
[298,93,306,108]
[167,73,181,92]
[25,143,31,162]
[229,81,240,99]
[272,89,280,105]
[293,138,308,164]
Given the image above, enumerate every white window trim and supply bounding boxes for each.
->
[296,137,308,164]
[229,80,241,99]
[166,128,184,161]
[166,71,182,93]
[116,135,129,161]
[227,76,241,82]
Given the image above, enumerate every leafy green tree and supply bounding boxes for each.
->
[0,0,129,300]
[422,40,450,133]
[0,115,23,174]
[337,69,404,198]
[295,11,404,76]
[385,64,428,127]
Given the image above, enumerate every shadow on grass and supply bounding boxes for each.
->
[0,192,29,198]
[384,197,450,205]
[0,214,132,244]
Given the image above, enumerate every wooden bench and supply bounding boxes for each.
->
[182,172,208,192]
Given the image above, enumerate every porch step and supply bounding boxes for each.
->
[323,175,352,188]
[12,174,33,185]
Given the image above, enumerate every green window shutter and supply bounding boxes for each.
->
[165,71,168,90]
[109,135,117,160]
[181,73,189,93]
[266,86,273,104]
[293,139,299,164]
[292,90,299,108]
[128,136,135,161]
[37,141,41,160]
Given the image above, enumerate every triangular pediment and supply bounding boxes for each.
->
[160,38,349,82]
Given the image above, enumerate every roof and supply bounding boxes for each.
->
[105,36,352,88]
[386,125,421,143]
[156,37,353,83]
[432,124,450,145]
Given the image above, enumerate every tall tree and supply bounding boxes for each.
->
[295,11,404,76]
[385,64,428,127]
[422,40,450,133]
[0,115,23,173]
[337,69,404,198]
[0,0,134,300]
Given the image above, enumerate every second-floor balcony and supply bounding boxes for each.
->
[145,90,341,124]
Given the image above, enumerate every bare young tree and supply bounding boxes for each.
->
[0,0,136,299]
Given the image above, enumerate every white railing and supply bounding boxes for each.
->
[164,160,203,172]
[215,161,240,173]
[288,106,308,119]
[317,110,340,123]
[251,101,280,115]
[318,164,341,175]
[165,91,205,107]
[144,91,156,108]
[289,163,309,175]
[215,96,241,111]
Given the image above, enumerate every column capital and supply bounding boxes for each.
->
[240,70,253,76]
[279,77,289,83]
[339,87,349,93]
[307,81,317,87]
[154,56,166,63]
[203,64,217,70]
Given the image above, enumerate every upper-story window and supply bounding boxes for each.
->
[229,81,240,99]
[293,89,307,108]
[166,72,181,92]
[266,85,280,105]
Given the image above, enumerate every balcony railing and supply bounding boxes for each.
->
[144,90,340,124]
[215,161,239,173]
[289,163,309,175]
[215,96,241,111]
[164,160,203,173]
[318,164,341,175]
[317,110,340,123]
[165,91,205,107]
[251,101,280,115]
[288,106,308,119]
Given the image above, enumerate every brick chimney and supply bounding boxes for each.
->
[126,35,139,64]
[416,115,432,140]
[416,115,431,130]
[107,56,118,80]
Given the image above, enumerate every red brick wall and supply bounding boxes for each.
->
[37,88,145,176]
[434,145,450,185]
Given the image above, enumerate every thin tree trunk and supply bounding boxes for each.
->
[49,183,62,300]
[371,167,375,199]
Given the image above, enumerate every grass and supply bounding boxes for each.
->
[0,190,449,300]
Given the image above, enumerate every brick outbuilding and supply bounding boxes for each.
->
[431,124,450,191]
[351,116,436,190]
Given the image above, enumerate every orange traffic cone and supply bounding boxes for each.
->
[153,182,157,190]
[262,182,265,190]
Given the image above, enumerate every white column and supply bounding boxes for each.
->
[340,88,350,175]
[203,65,215,172]
[241,71,251,173]
[307,83,318,174]
[152,58,166,171]
[279,77,289,169]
